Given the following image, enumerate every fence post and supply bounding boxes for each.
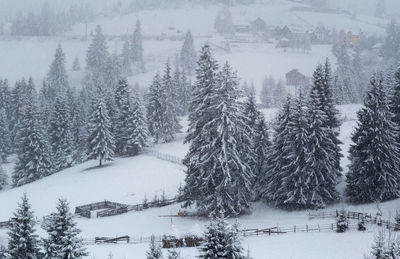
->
[318,224,320,232]
[306,225,308,232]
[294,225,296,233]
[331,223,334,231]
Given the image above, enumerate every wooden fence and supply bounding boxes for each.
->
[75,198,177,219]
[143,149,184,166]
[0,221,10,229]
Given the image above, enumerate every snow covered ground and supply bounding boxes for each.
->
[0,0,395,258]
[2,103,400,259]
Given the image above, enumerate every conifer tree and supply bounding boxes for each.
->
[253,114,270,187]
[180,30,196,76]
[183,45,219,209]
[0,164,8,190]
[258,96,292,201]
[167,248,180,259]
[131,20,145,73]
[346,73,400,203]
[303,84,340,207]
[48,96,73,171]
[272,93,310,209]
[42,199,87,259]
[147,74,165,143]
[7,194,41,259]
[200,216,244,259]
[146,235,163,259]
[13,100,51,186]
[87,98,115,167]
[0,107,11,162]
[390,67,400,142]
[126,92,149,156]
[371,231,387,259]
[121,38,132,77]
[72,56,81,71]
[114,79,131,155]
[161,60,181,142]
[47,44,70,98]
[183,62,254,216]
[86,25,109,91]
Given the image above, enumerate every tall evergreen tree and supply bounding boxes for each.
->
[253,114,270,190]
[161,60,181,142]
[126,92,149,156]
[85,25,109,92]
[131,20,145,73]
[303,85,340,207]
[390,67,400,143]
[13,98,51,186]
[47,44,70,98]
[346,73,400,203]
[7,194,41,259]
[114,79,131,155]
[0,107,11,162]
[269,94,310,209]
[87,98,115,167]
[48,96,73,171]
[258,96,292,201]
[200,216,245,259]
[147,74,165,143]
[42,199,87,259]
[121,38,132,77]
[0,164,8,190]
[183,62,254,216]
[180,30,196,76]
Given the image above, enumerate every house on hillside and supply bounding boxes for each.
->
[286,69,308,86]
[251,18,267,32]
[276,37,291,48]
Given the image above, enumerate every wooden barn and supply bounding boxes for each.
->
[286,69,308,86]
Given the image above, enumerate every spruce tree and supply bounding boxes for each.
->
[85,25,109,92]
[126,92,149,156]
[346,73,400,203]
[47,44,70,99]
[183,62,254,216]
[161,60,181,142]
[258,96,292,201]
[7,194,41,259]
[121,38,132,77]
[87,98,115,167]
[147,74,165,143]
[146,235,163,259]
[200,216,244,259]
[390,67,400,143]
[72,56,81,71]
[0,107,11,162]
[183,44,219,210]
[48,96,73,171]
[0,164,8,190]
[303,84,340,208]
[114,79,131,155]
[180,30,196,76]
[13,100,51,186]
[42,199,87,259]
[131,20,145,73]
[253,114,270,189]
[167,248,180,259]
[371,231,387,259]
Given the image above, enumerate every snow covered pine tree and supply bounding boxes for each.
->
[42,199,87,258]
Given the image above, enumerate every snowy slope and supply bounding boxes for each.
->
[2,104,400,259]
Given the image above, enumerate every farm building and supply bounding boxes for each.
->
[286,69,308,86]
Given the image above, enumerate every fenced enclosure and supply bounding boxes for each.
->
[75,198,177,219]
[75,201,129,218]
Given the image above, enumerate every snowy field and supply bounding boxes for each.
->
[0,0,397,258]
[3,104,400,259]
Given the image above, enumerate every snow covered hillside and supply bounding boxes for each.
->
[2,104,400,259]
